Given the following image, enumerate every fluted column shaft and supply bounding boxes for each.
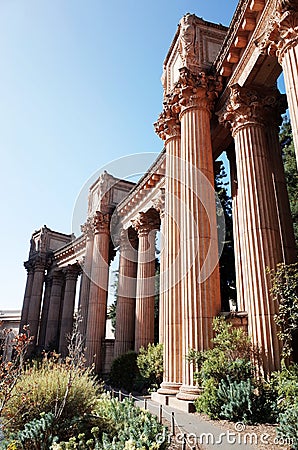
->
[19,261,34,333]
[266,123,297,263]
[114,229,138,358]
[133,213,159,352]
[45,270,64,350]
[78,220,94,337]
[154,107,183,394]
[85,212,110,373]
[27,259,46,354]
[59,265,80,357]
[38,275,53,350]
[219,84,287,373]
[174,69,221,399]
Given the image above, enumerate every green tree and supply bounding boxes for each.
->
[279,117,298,248]
[215,160,236,311]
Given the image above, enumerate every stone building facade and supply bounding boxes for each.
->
[20,0,297,405]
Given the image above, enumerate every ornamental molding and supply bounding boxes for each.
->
[131,211,160,237]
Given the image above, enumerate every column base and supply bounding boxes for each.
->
[176,384,202,401]
[157,381,182,395]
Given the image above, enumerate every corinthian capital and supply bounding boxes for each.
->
[175,67,222,115]
[131,211,160,237]
[92,211,110,235]
[217,84,287,136]
[154,92,181,141]
[255,0,298,62]
[81,218,93,239]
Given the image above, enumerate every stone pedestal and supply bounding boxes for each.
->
[85,212,110,373]
[114,228,138,358]
[59,265,80,357]
[27,258,46,354]
[219,84,284,373]
[175,68,222,399]
[45,270,64,350]
[132,211,160,352]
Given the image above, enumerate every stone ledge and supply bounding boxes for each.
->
[151,392,196,413]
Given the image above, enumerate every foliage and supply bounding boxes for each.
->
[277,401,298,450]
[279,117,298,247]
[54,394,169,449]
[270,362,298,411]
[193,318,277,423]
[0,412,59,450]
[215,160,236,311]
[0,327,32,419]
[137,343,163,392]
[269,262,298,360]
[109,351,139,392]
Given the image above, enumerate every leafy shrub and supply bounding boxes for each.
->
[55,394,169,449]
[271,362,298,412]
[2,356,100,439]
[109,351,139,392]
[277,401,298,449]
[137,343,163,392]
[195,377,221,419]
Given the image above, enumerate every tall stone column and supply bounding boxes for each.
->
[19,261,34,333]
[113,228,138,358]
[38,274,53,350]
[154,100,183,395]
[85,211,110,373]
[266,118,297,264]
[173,68,222,400]
[227,148,245,311]
[258,0,298,168]
[59,265,80,357]
[132,211,160,352]
[78,219,94,338]
[26,257,46,354]
[45,270,64,350]
[219,84,284,373]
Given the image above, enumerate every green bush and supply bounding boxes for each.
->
[277,401,298,449]
[195,377,221,419]
[137,343,163,392]
[55,394,169,449]
[2,357,100,439]
[109,351,139,392]
[271,362,298,412]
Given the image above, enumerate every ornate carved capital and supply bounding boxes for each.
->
[255,1,298,63]
[176,67,222,116]
[118,227,138,252]
[131,211,160,237]
[217,84,287,136]
[81,218,93,239]
[91,211,110,235]
[154,92,181,141]
[52,269,64,285]
[64,264,81,281]
[24,260,34,274]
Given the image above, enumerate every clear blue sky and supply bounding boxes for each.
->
[0,0,239,310]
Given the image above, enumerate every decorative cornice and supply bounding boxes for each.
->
[217,83,287,136]
[255,0,298,63]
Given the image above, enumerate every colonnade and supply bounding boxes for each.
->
[20,256,80,357]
